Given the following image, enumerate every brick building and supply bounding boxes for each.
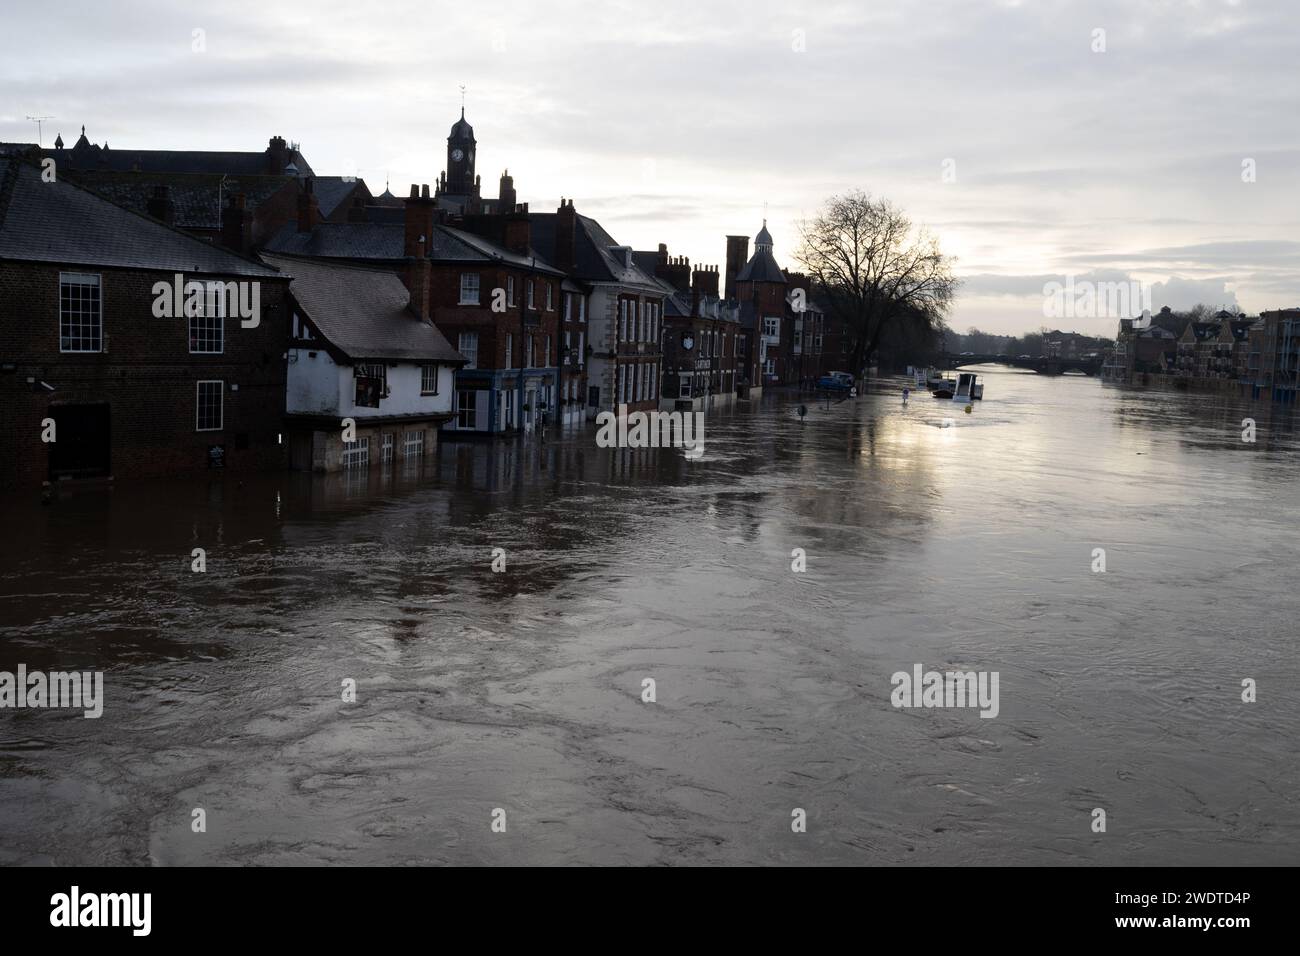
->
[0,156,290,491]
[635,244,739,410]
[529,202,664,419]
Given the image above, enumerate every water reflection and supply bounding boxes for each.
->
[1,367,1297,866]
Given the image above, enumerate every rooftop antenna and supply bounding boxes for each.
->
[26,115,53,147]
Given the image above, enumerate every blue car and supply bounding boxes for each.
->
[816,371,855,391]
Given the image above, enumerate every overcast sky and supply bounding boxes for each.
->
[4,0,1299,335]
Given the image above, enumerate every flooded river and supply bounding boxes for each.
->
[2,367,1298,865]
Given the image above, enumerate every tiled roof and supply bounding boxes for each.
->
[265,222,487,261]
[441,225,566,276]
[64,171,293,229]
[736,246,786,284]
[0,158,280,277]
[529,211,662,288]
[312,176,364,218]
[41,139,315,177]
[262,253,463,363]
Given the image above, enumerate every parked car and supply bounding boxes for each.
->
[816,371,856,390]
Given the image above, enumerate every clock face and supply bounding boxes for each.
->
[451,148,464,162]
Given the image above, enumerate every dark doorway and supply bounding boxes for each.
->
[48,404,111,480]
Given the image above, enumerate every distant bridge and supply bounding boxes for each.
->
[939,354,1103,376]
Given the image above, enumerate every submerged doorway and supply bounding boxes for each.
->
[48,403,110,480]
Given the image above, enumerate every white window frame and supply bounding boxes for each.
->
[457,389,477,429]
[458,331,479,369]
[579,297,586,323]
[505,332,513,369]
[507,276,516,307]
[196,379,224,432]
[189,284,225,354]
[342,436,369,469]
[381,433,394,463]
[459,273,481,305]
[59,271,103,353]
[526,281,535,310]
[546,283,554,311]
[421,364,440,395]
[403,430,425,457]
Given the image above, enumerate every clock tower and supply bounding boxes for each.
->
[445,108,477,198]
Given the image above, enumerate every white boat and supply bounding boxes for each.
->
[953,372,983,402]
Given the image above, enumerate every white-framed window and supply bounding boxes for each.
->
[578,331,585,360]
[458,332,478,369]
[763,316,780,339]
[525,335,534,368]
[507,276,516,307]
[564,293,572,320]
[457,390,477,429]
[421,365,439,395]
[59,272,102,353]
[546,283,554,311]
[564,330,572,351]
[189,298,223,354]
[680,373,692,398]
[544,336,551,367]
[403,430,425,457]
[651,364,657,398]
[579,297,586,323]
[526,281,535,309]
[381,433,394,463]
[342,437,369,469]
[291,312,314,341]
[505,332,513,369]
[764,357,776,376]
[619,300,627,342]
[459,273,480,305]
[196,380,224,431]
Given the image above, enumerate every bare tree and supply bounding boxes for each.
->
[795,190,958,376]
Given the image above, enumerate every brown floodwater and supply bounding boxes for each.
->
[1,366,1297,865]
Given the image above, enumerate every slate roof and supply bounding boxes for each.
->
[63,171,293,230]
[529,211,662,289]
[754,222,774,247]
[41,137,315,177]
[0,158,280,277]
[261,253,463,363]
[735,245,786,283]
[311,176,364,218]
[265,222,483,261]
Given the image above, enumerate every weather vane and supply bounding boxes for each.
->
[459,84,467,114]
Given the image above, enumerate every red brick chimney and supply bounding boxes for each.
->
[404,184,435,258]
[403,184,436,320]
[499,170,516,211]
[221,193,248,253]
[504,201,530,255]
[555,198,577,272]
[297,178,320,233]
[656,249,690,292]
[266,135,289,175]
[724,235,749,300]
